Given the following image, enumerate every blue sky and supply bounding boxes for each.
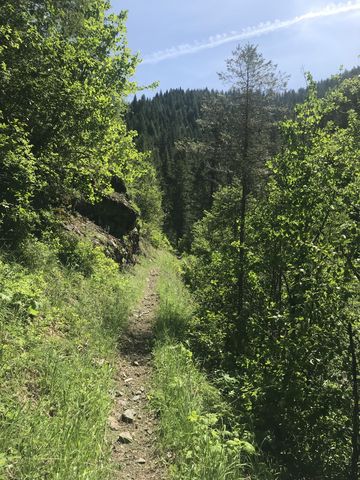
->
[111,1,360,94]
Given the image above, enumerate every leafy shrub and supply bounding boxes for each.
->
[0,117,37,242]
[130,160,166,247]
[151,340,275,480]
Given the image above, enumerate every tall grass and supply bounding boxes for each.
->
[151,251,271,480]
[0,239,151,480]
[154,251,194,342]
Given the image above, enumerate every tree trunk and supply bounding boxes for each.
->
[348,321,359,480]
[237,78,250,336]
[237,182,247,309]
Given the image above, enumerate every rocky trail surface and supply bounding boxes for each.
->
[109,269,166,480]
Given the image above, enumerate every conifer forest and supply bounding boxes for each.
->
[0,1,359,479]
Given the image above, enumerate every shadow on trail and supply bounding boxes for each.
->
[119,326,154,358]
[118,273,159,361]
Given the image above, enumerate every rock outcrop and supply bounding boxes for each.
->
[76,192,138,238]
[65,179,140,265]
[63,213,140,265]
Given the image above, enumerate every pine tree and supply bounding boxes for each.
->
[218,43,287,341]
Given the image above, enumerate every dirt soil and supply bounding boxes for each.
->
[109,269,167,480]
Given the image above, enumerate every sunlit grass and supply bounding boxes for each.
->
[0,239,152,480]
[151,251,268,480]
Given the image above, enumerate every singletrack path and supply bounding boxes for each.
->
[109,269,166,480]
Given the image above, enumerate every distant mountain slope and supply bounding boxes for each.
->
[127,66,360,245]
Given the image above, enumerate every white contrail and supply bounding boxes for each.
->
[142,1,360,64]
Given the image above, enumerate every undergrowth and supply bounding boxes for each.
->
[0,237,151,480]
[151,251,272,480]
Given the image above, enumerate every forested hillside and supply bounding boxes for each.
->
[0,1,359,479]
[127,65,360,247]
[127,89,209,242]
[0,0,163,248]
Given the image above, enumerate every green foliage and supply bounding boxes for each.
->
[129,158,165,247]
[154,251,194,341]
[128,65,360,247]
[151,251,273,480]
[0,238,151,480]
[152,343,249,480]
[0,0,146,241]
[127,89,212,243]
[185,75,360,478]
[0,117,37,241]
[56,233,105,276]
[183,185,242,365]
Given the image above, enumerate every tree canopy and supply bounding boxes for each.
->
[0,0,147,241]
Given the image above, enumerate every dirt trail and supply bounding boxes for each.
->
[109,269,166,480]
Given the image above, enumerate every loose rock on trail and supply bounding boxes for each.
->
[109,269,166,480]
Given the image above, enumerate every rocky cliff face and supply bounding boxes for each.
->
[76,192,138,239]
[65,179,140,265]
[63,213,139,265]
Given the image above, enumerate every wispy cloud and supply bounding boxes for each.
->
[142,1,360,64]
